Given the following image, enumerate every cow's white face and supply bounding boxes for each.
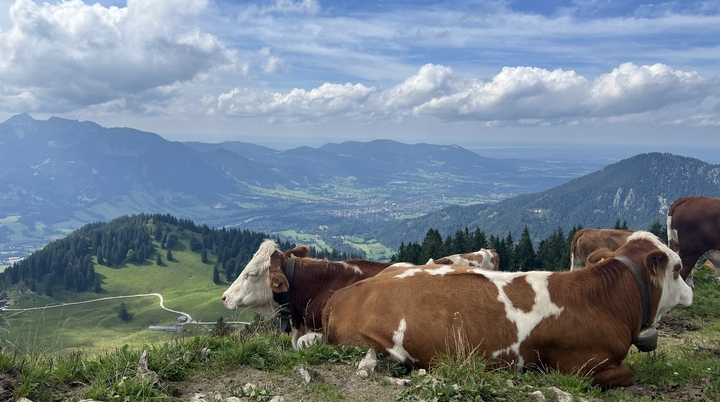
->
[221,240,289,317]
[628,232,693,323]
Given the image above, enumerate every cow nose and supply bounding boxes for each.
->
[221,295,227,302]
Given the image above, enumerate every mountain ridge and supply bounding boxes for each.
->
[2,114,719,263]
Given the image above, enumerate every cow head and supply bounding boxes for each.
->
[221,239,309,316]
[623,231,693,324]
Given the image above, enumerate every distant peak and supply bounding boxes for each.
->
[3,113,36,125]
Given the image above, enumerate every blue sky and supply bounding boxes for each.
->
[0,0,718,155]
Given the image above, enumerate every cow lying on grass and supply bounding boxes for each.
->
[427,248,499,270]
[322,231,693,388]
[221,240,501,349]
[570,228,634,270]
[221,239,395,349]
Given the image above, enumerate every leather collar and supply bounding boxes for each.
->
[276,257,295,334]
[614,254,658,352]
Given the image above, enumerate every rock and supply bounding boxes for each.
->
[549,386,573,402]
[137,349,158,381]
[297,367,313,383]
[383,376,411,386]
[357,349,377,372]
[530,390,547,402]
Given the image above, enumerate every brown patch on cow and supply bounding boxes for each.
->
[504,277,535,313]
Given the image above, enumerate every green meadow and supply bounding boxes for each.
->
[0,245,254,355]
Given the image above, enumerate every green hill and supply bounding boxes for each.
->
[0,213,356,354]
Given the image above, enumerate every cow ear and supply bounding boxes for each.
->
[588,248,612,263]
[270,270,289,293]
[286,245,310,258]
[646,251,667,275]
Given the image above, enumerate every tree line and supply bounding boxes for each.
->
[0,213,666,297]
[0,213,359,296]
[392,218,666,272]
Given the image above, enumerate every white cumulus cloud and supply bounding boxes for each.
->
[0,0,236,112]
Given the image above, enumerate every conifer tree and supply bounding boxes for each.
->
[213,263,221,284]
[117,302,132,322]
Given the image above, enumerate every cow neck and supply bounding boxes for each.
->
[277,257,296,334]
[614,254,658,352]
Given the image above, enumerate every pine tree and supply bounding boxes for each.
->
[117,302,132,322]
[166,248,173,262]
[514,226,539,272]
[213,263,221,284]
[648,219,667,243]
[156,253,162,265]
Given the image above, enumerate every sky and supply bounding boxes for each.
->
[0,0,719,156]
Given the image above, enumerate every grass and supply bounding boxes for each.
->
[1,243,253,355]
[1,259,718,401]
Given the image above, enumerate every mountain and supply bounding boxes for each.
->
[1,114,595,262]
[369,152,720,248]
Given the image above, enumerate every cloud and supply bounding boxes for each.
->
[208,62,719,126]
[213,82,374,121]
[0,0,236,112]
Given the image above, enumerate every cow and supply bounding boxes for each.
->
[667,196,720,284]
[221,239,395,349]
[570,228,634,270]
[426,248,499,270]
[322,231,693,388]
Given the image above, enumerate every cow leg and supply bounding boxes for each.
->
[703,250,720,279]
[591,363,632,388]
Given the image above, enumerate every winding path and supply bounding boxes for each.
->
[1,293,194,323]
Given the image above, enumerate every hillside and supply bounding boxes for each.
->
[368,152,720,247]
[0,114,604,263]
[0,213,359,353]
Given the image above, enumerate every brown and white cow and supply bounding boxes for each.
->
[221,239,394,349]
[323,231,693,388]
[570,228,634,270]
[427,248,499,270]
[667,196,720,283]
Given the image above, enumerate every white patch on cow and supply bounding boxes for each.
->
[394,266,455,278]
[394,268,423,278]
[626,231,695,323]
[390,262,416,268]
[221,239,279,316]
[666,214,679,245]
[341,261,363,275]
[476,249,496,269]
[470,270,563,368]
[386,318,419,365]
[425,265,455,276]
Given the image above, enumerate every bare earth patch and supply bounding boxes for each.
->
[172,363,405,402]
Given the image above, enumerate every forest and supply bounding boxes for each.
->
[0,213,359,296]
[0,213,667,297]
